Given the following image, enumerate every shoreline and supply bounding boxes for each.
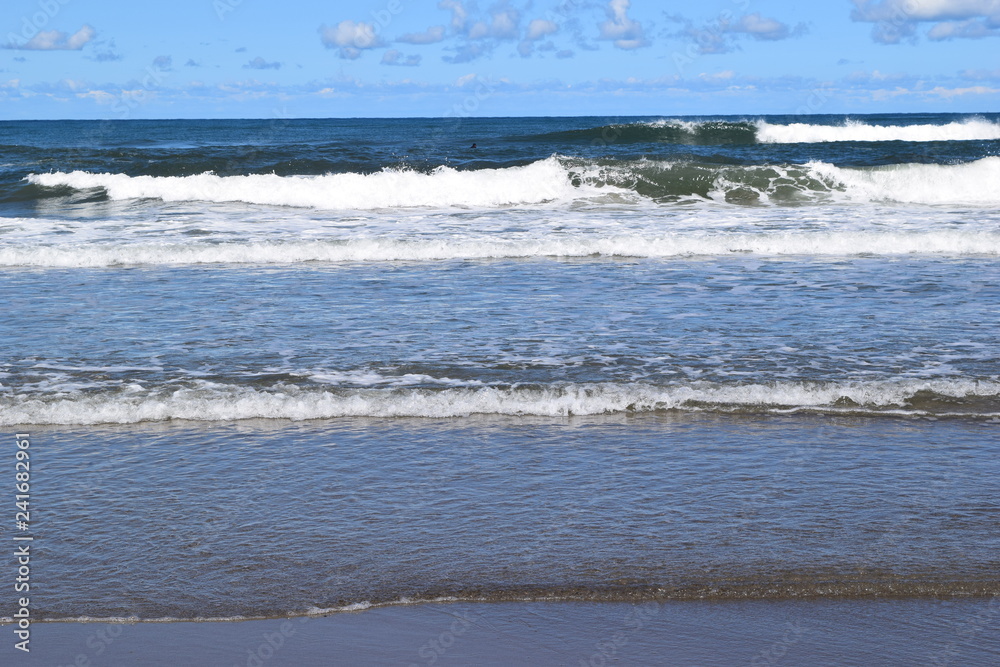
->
[6,588,1000,625]
[3,598,998,666]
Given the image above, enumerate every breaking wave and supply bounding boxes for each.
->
[26,156,1000,210]
[756,118,1000,144]
[524,117,1000,145]
[26,158,620,209]
[3,379,998,424]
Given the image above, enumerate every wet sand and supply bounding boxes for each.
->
[3,598,998,666]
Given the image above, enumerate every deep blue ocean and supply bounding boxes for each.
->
[0,114,998,624]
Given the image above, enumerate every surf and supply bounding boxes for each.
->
[3,378,998,424]
[25,155,1000,210]
[3,230,1000,268]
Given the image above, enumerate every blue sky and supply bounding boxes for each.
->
[2,0,998,118]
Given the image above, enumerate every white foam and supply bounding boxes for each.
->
[646,119,704,132]
[757,118,1000,143]
[808,157,1000,205]
[22,156,1000,217]
[11,596,469,624]
[2,379,996,424]
[27,157,615,210]
[0,230,997,267]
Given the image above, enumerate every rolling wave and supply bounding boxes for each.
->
[3,379,998,424]
[524,118,1000,145]
[26,158,618,209]
[26,156,1000,209]
[528,119,758,145]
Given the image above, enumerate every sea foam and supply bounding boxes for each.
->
[2,379,997,424]
[811,156,1000,204]
[1,230,998,267]
[27,158,610,210]
[26,155,1000,211]
[756,118,1000,143]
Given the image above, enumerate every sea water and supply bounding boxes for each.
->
[0,114,998,622]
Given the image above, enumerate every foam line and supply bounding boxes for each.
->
[2,379,997,424]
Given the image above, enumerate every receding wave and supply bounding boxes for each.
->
[3,230,999,267]
[26,156,1000,209]
[3,379,998,424]
[14,576,1000,622]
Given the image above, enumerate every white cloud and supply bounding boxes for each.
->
[443,42,489,63]
[598,0,648,49]
[152,55,173,71]
[397,26,446,44]
[724,13,803,41]
[439,2,525,62]
[518,19,559,57]
[244,57,282,70]
[6,25,96,51]
[851,0,1000,42]
[438,0,470,33]
[853,0,1000,22]
[526,19,559,41]
[927,17,1000,38]
[468,7,520,40]
[699,70,735,81]
[925,84,1000,97]
[674,13,805,55]
[381,49,421,66]
[319,20,386,59]
[77,90,118,104]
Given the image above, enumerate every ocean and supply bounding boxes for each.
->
[1,114,998,650]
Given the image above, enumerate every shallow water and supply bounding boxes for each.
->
[18,414,999,620]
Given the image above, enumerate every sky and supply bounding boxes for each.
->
[1,0,998,119]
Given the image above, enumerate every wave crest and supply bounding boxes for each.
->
[526,118,1000,145]
[25,155,1000,210]
[757,118,1000,143]
[26,158,618,210]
